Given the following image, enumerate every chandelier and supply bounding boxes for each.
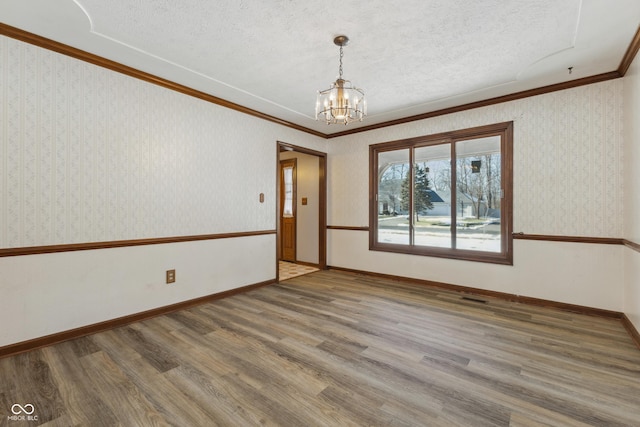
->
[316,35,366,125]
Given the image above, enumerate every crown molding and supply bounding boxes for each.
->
[326,72,621,138]
[2,22,639,140]
[0,23,325,138]
[328,24,640,138]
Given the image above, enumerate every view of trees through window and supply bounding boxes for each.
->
[371,122,512,264]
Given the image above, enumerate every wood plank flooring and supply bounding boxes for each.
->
[1,270,640,426]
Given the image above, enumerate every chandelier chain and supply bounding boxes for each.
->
[339,45,344,79]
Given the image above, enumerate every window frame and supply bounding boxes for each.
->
[369,122,513,265]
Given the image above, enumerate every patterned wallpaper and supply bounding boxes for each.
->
[0,34,625,248]
[0,36,325,249]
[624,51,640,243]
[328,80,624,238]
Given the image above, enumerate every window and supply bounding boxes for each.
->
[283,165,294,217]
[370,122,513,264]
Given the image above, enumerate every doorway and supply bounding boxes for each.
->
[276,142,327,282]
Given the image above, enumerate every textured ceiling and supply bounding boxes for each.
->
[1,0,639,135]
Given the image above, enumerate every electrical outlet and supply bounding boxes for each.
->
[166,269,176,284]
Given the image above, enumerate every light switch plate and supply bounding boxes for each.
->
[166,269,176,283]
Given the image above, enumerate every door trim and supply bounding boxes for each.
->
[276,141,327,282]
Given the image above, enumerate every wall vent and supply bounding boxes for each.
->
[461,296,487,304]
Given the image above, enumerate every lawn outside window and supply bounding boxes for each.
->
[369,122,513,264]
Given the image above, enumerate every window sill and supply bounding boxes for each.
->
[369,242,513,265]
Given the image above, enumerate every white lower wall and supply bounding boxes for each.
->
[625,248,640,329]
[0,234,275,347]
[328,230,624,311]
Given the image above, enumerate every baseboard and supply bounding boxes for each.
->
[4,269,637,358]
[622,314,640,350]
[327,265,623,319]
[0,278,276,359]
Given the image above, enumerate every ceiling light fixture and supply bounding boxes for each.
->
[316,35,366,125]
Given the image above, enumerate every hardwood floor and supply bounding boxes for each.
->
[1,270,639,426]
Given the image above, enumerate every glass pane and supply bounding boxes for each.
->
[413,144,452,248]
[455,136,501,252]
[283,167,293,217]
[377,149,410,245]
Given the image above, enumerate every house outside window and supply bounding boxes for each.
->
[370,122,513,264]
